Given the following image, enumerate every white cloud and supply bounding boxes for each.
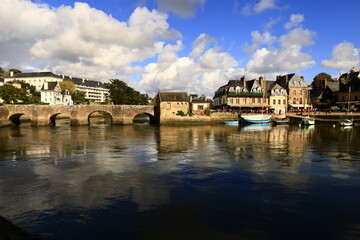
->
[322,41,359,71]
[0,0,181,80]
[242,0,279,15]
[243,31,277,54]
[156,0,206,17]
[245,26,316,76]
[284,14,304,30]
[136,34,241,96]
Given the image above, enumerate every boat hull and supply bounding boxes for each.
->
[239,115,272,124]
[301,117,315,125]
[224,121,239,126]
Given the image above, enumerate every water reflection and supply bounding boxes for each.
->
[0,122,359,239]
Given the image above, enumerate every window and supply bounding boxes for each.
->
[166,103,171,109]
[299,98,303,104]
[243,98,247,104]
[258,98,261,103]
[283,99,286,104]
[293,98,296,104]
[293,90,296,95]
[252,97,255,103]
[198,105,204,110]
[278,99,281,105]
[230,99,233,104]
[300,90,303,95]
[236,98,239,104]
[273,99,276,105]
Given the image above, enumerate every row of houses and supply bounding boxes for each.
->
[213,67,360,114]
[1,71,109,105]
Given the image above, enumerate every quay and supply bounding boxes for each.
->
[287,112,360,123]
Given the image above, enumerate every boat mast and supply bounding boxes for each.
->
[347,86,351,114]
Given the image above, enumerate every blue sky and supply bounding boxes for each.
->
[0,0,359,96]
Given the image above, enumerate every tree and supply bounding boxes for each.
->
[107,79,148,105]
[312,72,333,89]
[0,85,27,104]
[60,80,76,94]
[71,90,87,104]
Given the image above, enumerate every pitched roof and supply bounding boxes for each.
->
[41,82,60,91]
[158,92,189,102]
[327,81,339,92]
[12,72,61,79]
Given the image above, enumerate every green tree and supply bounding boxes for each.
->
[312,72,333,89]
[71,90,87,104]
[107,79,148,105]
[60,80,76,94]
[0,85,27,104]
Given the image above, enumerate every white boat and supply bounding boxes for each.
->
[301,116,315,125]
[339,116,353,126]
[224,121,239,126]
[239,114,272,124]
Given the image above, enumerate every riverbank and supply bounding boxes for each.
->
[159,112,238,125]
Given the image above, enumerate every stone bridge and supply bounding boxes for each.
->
[0,104,156,127]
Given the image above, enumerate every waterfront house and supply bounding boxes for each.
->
[276,74,310,111]
[190,97,211,115]
[155,92,190,118]
[213,76,270,112]
[337,67,360,110]
[40,82,73,105]
[268,82,288,115]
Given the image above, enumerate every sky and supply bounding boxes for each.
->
[1,0,359,97]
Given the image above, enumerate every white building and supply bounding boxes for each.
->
[40,82,73,105]
[5,71,109,103]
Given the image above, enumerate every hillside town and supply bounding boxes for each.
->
[0,67,360,116]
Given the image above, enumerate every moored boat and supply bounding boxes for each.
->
[239,114,272,124]
[273,117,289,125]
[338,116,353,126]
[224,121,239,126]
[301,116,315,125]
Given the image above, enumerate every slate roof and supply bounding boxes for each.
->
[41,82,59,91]
[158,92,189,102]
[192,98,209,103]
[327,82,339,92]
[11,72,61,79]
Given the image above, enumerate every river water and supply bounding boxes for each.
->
[0,120,359,239]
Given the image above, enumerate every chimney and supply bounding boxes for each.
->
[241,75,246,87]
[10,71,13,77]
[259,76,264,88]
[82,78,85,83]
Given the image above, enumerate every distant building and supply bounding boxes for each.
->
[190,97,210,115]
[4,71,108,103]
[213,76,270,112]
[40,82,73,105]
[155,92,190,118]
[337,67,360,108]
[268,82,288,115]
[276,74,309,110]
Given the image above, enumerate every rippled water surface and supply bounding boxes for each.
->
[0,121,359,239]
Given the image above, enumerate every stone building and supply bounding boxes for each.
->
[190,97,210,115]
[276,73,309,110]
[155,92,190,118]
[213,76,269,112]
[40,82,73,105]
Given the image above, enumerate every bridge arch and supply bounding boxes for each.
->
[9,113,31,125]
[133,112,157,125]
[88,110,113,125]
[50,113,70,125]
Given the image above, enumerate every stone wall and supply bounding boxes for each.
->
[159,112,238,125]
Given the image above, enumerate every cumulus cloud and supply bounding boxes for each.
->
[0,0,181,80]
[245,26,316,76]
[284,14,304,30]
[156,0,206,17]
[242,31,277,54]
[136,34,241,96]
[321,41,359,71]
[242,0,280,15]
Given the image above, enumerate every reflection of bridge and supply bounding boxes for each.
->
[0,105,155,126]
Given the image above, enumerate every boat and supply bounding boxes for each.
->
[338,87,353,126]
[273,117,290,125]
[224,121,239,126]
[301,116,315,125]
[239,114,272,124]
[339,116,353,126]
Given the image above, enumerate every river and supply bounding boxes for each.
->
[0,120,359,239]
